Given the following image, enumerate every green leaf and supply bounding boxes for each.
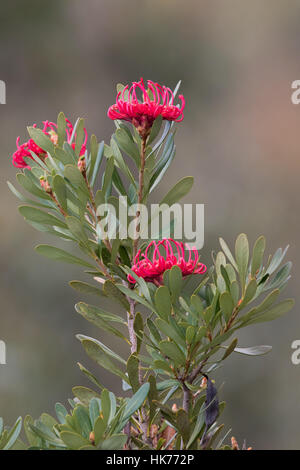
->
[66,216,90,247]
[245,299,294,325]
[77,336,127,382]
[117,383,150,431]
[134,312,144,353]
[35,245,95,268]
[100,389,111,426]
[69,281,105,297]
[116,284,153,311]
[147,318,162,344]
[27,126,55,154]
[127,354,140,393]
[190,294,204,317]
[103,280,130,311]
[8,180,52,208]
[235,233,249,293]
[29,421,64,447]
[55,403,68,424]
[120,266,152,303]
[77,362,104,390]
[19,205,67,229]
[115,128,140,166]
[251,236,266,277]
[230,280,240,305]
[176,409,190,445]
[266,246,289,276]
[237,289,279,325]
[187,405,205,448]
[90,141,104,187]
[159,340,186,366]
[169,265,183,302]
[94,416,106,445]
[110,138,136,188]
[150,141,175,192]
[160,176,194,206]
[148,375,158,423]
[148,116,163,145]
[75,303,127,341]
[60,431,90,450]
[220,292,233,321]
[16,173,50,200]
[72,386,101,406]
[24,415,39,446]
[102,156,115,195]
[74,119,85,157]
[155,286,171,320]
[239,278,257,308]
[64,165,89,196]
[89,398,101,428]
[98,434,127,450]
[3,417,22,450]
[234,345,272,356]
[74,405,93,439]
[154,359,174,375]
[155,318,186,348]
[88,135,98,178]
[221,338,238,360]
[186,325,196,344]
[219,237,238,271]
[57,111,66,147]
[52,175,67,212]
[267,262,292,290]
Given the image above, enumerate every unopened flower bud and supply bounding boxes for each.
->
[89,431,95,445]
[49,130,58,146]
[78,155,86,173]
[172,403,178,413]
[40,177,52,193]
[231,436,239,450]
[200,377,207,388]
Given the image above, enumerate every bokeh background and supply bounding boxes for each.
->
[1,0,299,449]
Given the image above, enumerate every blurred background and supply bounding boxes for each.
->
[0,0,299,449]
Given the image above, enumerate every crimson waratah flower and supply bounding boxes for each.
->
[107,78,185,138]
[128,238,207,285]
[12,118,87,169]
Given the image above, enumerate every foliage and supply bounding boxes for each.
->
[4,82,294,450]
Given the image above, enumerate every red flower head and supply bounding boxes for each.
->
[107,78,185,138]
[12,118,87,169]
[128,238,207,285]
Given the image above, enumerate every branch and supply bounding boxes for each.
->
[132,136,147,260]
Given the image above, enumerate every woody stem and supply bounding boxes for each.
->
[49,192,67,217]
[182,384,190,413]
[127,295,149,443]
[133,136,147,260]
[127,297,137,354]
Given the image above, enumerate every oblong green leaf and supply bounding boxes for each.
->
[160,176,194,207]
[251,236,266,277]
[155,286,171,320]
[27,126,55,154]
[35,244,95,268]
[19,205,67,229]
[235,233,249,293]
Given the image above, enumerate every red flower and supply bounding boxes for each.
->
[128,238,207,285]
[107,78,185,137]
[12,118,87,169]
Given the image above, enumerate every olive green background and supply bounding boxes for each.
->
[0,0,299,449]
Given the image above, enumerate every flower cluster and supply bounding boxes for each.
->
[128,238,207,285]
[108,78,185,137]
[12,118,87,169]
